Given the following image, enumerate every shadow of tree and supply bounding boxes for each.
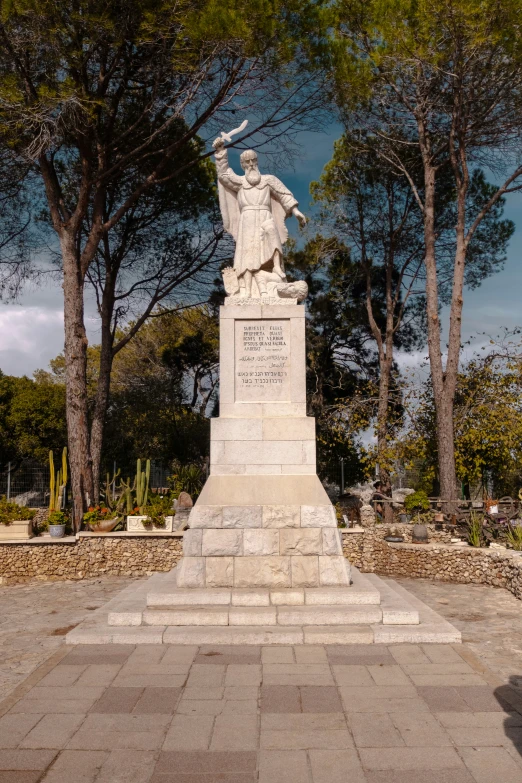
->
[494,677,522,757]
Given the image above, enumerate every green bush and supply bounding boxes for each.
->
[0,496,36,526]
[467,512,483,547]
[142,493,174,528]
[404,490,430,515]
[48,510,67,525]
[507,523,522,551]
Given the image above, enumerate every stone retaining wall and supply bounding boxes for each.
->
[0,536,183,584]
[342,529,522,600]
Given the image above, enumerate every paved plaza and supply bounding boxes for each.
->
[0,640,521,782]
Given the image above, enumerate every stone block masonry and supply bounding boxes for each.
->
[0,535,182,584]
[342,527,522,601]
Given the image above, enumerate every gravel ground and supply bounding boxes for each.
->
[0,575,138,701]
[396,576,522,687]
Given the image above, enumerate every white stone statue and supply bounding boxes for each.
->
[212,132,308,301]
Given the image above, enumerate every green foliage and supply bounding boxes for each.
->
[0,496,36,526]
[169,464,204,499]
[404,491,430,514]
[467,512,483,548]
[507,524,522,552]
[142,493,173,528]
[47,510,67,526]
[0,373,66,465]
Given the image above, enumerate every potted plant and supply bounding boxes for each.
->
[82,505,121,533]
[0,496,37,540]
[48,510,67,538]
[141,493,175,531]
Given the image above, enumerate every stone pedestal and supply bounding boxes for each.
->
[177,300,351,589]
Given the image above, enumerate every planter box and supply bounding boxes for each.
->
[0,520,34,540]
[126,515,174,533]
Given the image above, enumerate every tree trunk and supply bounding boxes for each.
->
[421,163,459,504]
[90,282,116,502]
[377,357,394,524]
[61,235,94,530]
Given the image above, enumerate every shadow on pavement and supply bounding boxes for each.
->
[495,676,522,757]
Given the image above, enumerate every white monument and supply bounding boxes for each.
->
[176,129,351,590]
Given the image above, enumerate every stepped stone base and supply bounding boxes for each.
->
[66,566,461,646]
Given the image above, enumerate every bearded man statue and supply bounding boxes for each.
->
[213,137,306,299]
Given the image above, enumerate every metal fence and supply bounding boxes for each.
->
[0,462,51,507]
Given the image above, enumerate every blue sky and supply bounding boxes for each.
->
[0,123,520,377]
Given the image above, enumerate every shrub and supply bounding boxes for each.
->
[507,523,522,551]
[48,510,68,525]
[467,512,483,547]
[0,496,36,526]
[404,490,430,515]
[142,493,174,528]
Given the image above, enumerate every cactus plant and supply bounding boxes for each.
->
[135,458,150,511]
[49,447,68,511]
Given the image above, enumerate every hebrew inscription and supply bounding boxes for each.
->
[235,319,291,402]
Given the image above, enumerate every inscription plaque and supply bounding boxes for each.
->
[235,319,291,402]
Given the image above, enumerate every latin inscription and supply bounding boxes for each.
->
[235,319,291,402]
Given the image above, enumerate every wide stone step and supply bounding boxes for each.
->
[146,585,380,608]
[139,603,383,627]
[363,573,419,625]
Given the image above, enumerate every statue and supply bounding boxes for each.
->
[213,128,308,301]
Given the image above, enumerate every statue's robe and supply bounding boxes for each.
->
[215,149,298,277]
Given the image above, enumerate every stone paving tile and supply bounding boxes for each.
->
[388,645,431,666]
[126,645,166,666]
[223,687,258,701]
[160,646,199,666]
[261,647,294,664]
[347,712,404,748]
[37,665,87,687]
[262,664,334,687]
[40,749,109,783]
[0,750,57,770]
[90,686,144,714]
[364,772,476,783]
[182,688,224,701]
[148,774,254,782]
[436,711,522,728]
[402,662,475,676]
[445,725,522,748]
[133,687,182,714]
[258,749,310,783]
[67,714,171,751]
[163,716,214,751]
[421,645,464,664]
[260,685,301,713]
[221,700,258,715]
[410,673,487,687]
[176,699,225,716]
[299,687,342,713]
[0,772,42,782]
[19,714,85,750]
[9,697,95,715]
[76,663,122,688]
[457,686,511,712]
[367,666,411,687]
[195,646,261,666]
[293,647,328,664]
[260,713,352,750]
[417,686,471,712]
[96,749,157,783]
[358,746,465,770]
[458,746,522,782]
[0,716,43,749]
[390,712,452,746]
[340,688,430,715]
[210,715,259,751]
[331,665,373,687]
[153,750,257,775]
[224,665,261,687]
[326,646,395,666]
[111,672,187,688]
[62,644,134,666]
[309,748,366,783]
[185,665,226,688]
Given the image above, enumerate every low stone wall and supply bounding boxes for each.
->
[342,529,522,600]
[0,536,183,584]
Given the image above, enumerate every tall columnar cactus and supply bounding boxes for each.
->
[135,458,151,511]
[49,447,68,510]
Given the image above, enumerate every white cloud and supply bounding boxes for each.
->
[0,307,64,376]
